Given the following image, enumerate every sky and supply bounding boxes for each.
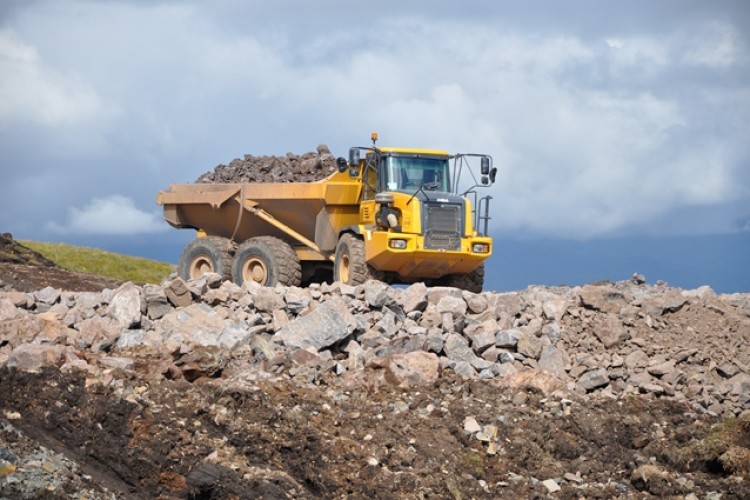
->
[1,0,748,293]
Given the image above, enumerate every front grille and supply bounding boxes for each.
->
[423,202,462,250]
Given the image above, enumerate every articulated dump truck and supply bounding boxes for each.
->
[156,134,497,293]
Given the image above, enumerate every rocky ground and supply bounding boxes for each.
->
[0,235,749,499]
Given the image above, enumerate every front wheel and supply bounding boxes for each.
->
[232,236,301,287]
[178,236,232,282]
[334,233,382,286]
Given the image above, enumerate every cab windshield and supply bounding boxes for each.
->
[382,155,450,193]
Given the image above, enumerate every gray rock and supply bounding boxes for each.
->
[426,330,444,353]
[217,325,251,349]
[577,368,609,391]
[495,328,522,348]
[364,280,392,308]
[579,284,627,314]
[436,295,467,316]
[443,334,493,370]
[463,291,488,314]
[400,282,428,313]
[592,313,630,348]
[284,288,310,314]
[538,345,567,378]
[34,286,61,306]
[728,372,750,396]
[277,300,356,350]
[383,334,428,355]
[491,293,525,318]
[116,329,161,349]
[109,283,142,328]
[642,290,688,316]
[427,286,463,305]
[516,333,543,360]
[158,303,227,345]
[165,277,192,307]
[7,344,76,372]
[419,305,442,329]
[717,363,739,378]
[74,316,121,349]
[144,284,171,320]
[0,298,24,321]
[74,291,105,315]
[628,371,654,386]
[647,360,676,377]
[498,351,516,364]
[625,349,650,370]
[375,310,400,338]
[452,360,477,378]
[464,320,498,353]
[99,356,134,371]
[252,287,285,313]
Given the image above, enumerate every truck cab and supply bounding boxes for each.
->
[335,135,496,292]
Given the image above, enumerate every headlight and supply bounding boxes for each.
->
[389,239,407,249]
[472,243,490,253]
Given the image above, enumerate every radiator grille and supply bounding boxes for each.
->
[423,203,461,250]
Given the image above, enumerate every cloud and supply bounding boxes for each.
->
[0,28,116,128]
[1,1,748,244]
[47,195,166,235]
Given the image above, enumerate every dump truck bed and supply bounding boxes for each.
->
[156,173,361,251]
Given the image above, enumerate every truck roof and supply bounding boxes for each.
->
[378,147,450,156]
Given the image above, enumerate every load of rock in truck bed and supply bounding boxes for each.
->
[196,144,338,183]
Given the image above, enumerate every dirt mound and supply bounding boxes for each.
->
[0,233,56,267]
[2,367,748,499]
[0,233,122,293]
[196,144,339,184]
[1,260,749,497]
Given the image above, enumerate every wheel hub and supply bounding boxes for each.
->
[243,257,268,285]
[339,252,350,283]
[189,255,214,279]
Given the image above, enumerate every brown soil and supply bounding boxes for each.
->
[3,366,748,499]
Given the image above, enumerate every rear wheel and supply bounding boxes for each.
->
[334,233,382,286]
[440,265,485,293]
[232,236,301,287]
[178,236,232,282]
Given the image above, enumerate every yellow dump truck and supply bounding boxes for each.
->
[156,134,496,292]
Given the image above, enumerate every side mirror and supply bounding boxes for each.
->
[336,157,347,173]
[349,148,361,168]
[481,156,490,175]
[481,176,489,185]
[489,167,497,184]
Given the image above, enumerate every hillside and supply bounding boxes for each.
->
[0,234,171,292]
[0,233,749,498]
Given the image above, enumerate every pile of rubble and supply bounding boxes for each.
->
[2,276,750,497]
[195,144,339,183]
[2,276,748,417]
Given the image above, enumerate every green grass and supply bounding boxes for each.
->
[20,240,175,285]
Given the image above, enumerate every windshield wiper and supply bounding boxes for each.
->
[407,182,439,205]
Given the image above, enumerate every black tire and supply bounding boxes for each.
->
[231,236,301,287]
[440,265,485,293]
[334,233,383,286]
[178,236,232,282]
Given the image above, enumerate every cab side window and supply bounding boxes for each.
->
[362,154,379,200]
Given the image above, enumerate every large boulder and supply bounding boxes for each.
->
[277,300,356,350]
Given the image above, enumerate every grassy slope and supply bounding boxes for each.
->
[20,240,174,285]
